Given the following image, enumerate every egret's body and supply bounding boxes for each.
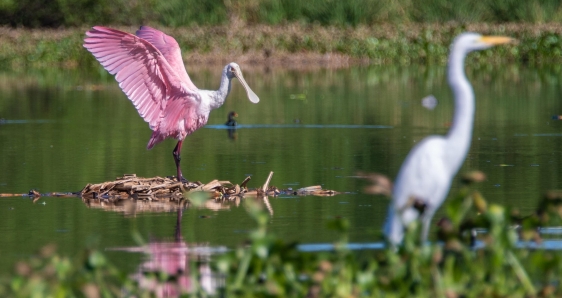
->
[384,33,513,245]
[83,26,259,181]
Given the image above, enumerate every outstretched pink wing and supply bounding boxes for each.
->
[83,26,198,133]
[135,26,197,91]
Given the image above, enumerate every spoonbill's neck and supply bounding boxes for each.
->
[445,46,475,173]
[208,65,232,110]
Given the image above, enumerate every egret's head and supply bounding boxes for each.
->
[226,62,260,104]
[453,32,515,53]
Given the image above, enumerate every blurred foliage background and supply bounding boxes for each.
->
[2,0,562,70]
[1,0,562,28]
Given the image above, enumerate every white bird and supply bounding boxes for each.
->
[384,33,514,245]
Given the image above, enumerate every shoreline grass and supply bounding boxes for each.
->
[2,22,562,70]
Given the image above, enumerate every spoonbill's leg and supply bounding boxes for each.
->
[172,140,186,182]
[175,208,183,241]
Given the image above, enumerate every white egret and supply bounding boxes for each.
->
[384,33,514,245]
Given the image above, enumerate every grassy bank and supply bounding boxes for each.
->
[2,22,562,70]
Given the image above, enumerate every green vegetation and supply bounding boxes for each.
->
[3,23,562,71]
[3,0,562,27]
[2,176,562,296]
[2,1,562,70]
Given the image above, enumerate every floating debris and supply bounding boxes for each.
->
[28,189,41,197]
[290,93,306,100]
[0,173,340,215]
[421,94,438,110]
[80,174,206,200]
[77,173,340,214]
[80,173,338,201]
[0,191,76,198]
[355,171,393,197]
[461,170,487,184]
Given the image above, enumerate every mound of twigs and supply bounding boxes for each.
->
[79,172,338,201]
[78,172,339,214]
[0,172,339,215]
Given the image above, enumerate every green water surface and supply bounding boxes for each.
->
[0,64,561,272]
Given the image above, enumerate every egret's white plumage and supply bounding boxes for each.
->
[384,33,514,245]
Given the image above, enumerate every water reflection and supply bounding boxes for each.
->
[0,119,54,124]
[206,124,394,129]
[106,195,276,296]
[227,127,237,140]
[83,195,192,216]
[111,209,226,296]
[298,237,562,252]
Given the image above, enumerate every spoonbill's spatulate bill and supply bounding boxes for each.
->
[384,33,514,245]
[83,26,260,181]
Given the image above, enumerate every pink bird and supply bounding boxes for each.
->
[83,26,260,182]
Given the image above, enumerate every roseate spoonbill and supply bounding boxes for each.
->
[225,111,238,126]
[83,26,260,182]
[384,33,514,245]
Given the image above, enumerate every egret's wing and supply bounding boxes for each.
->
[392,136,450,209]
[135,26,197,91]
[83,26,197,131]
[385,136,450,243]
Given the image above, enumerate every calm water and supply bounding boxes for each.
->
[1,64,562,272]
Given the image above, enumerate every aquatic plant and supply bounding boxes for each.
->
[208,174,562,296]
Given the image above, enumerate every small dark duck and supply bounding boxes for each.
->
[225,111,238,126]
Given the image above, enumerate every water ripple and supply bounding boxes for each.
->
[206,124,393,130]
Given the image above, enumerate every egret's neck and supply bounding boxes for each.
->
[445,47,475,172]
[208,66,232,110]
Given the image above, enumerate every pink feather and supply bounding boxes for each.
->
[83,26,201,149]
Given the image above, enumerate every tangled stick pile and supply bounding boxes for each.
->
[80,172,338,201]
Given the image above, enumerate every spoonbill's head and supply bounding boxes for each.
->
[452,32,515,54]
[227,62,260,104]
